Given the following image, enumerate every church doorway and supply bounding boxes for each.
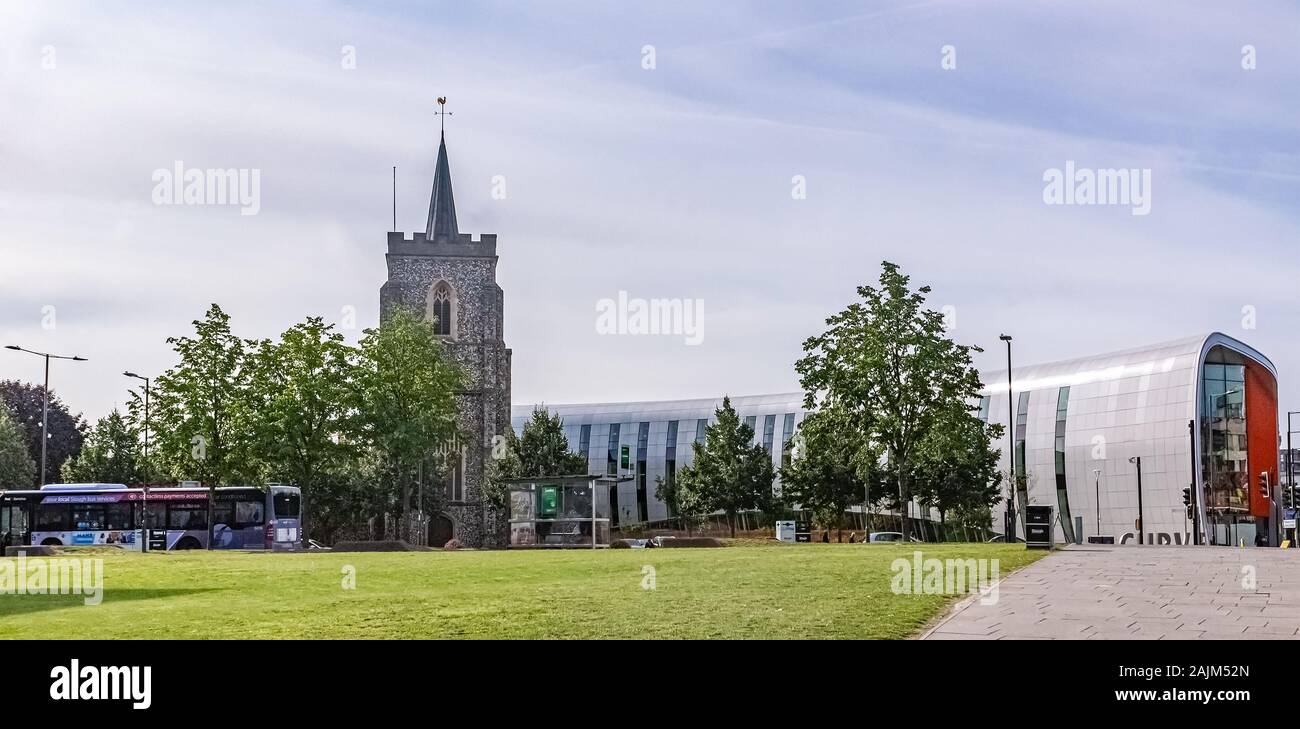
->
[430,514,455,547]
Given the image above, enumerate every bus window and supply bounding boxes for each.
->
[213,501,235,526]
[167,507,208,530]
[273,492,300,519]
[36,503,69,531]
[146,503,166,528]
[235,500,263,527]
[71,506,106,530]
[105,502,135,530]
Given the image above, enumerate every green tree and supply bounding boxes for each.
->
[516,408,587,477]
[674,396,775,537]
[0,380,86,485]
[779,408,877,540]
[151,304,261,486]
[355,308,464,522]
[0,404,36,488]
[796,261,990,541]
[482,426,523,509]
[61,409,140,484]
[910,405,1003,531]
[246,317,358,494]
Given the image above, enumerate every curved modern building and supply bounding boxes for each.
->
[981,332,1279,547]
[515,332,1280,546]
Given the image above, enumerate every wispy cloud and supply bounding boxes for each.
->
[1,0,1297,420]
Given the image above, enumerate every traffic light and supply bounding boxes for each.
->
[1182,486,1193,521]
[1259,471,1270,498]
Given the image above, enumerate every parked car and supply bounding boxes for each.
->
[868,531,904,543]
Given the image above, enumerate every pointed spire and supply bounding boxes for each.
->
[425,131,458,241]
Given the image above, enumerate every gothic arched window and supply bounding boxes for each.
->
[426,281,455,337]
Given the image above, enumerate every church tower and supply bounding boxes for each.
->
[379,114,512,548]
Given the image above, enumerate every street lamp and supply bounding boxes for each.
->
[1092,468,1102,536]
[999,334,1016,541]
[4,345,88,485]
[1129,456,1144,545]
[123,371,151,474]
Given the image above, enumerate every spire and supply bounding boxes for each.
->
[425,131,459,241]
[425,97,458,241]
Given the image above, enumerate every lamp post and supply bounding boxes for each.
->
[123,372,151,474]
[999,334,1015,541]
[4,345,87,485]
[1129,456,1144,544]
[1286,411,1299,544]
[1092,468,1101,536]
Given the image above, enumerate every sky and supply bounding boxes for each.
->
[2,0,1299,422]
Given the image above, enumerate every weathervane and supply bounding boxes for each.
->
[434,96,452,135]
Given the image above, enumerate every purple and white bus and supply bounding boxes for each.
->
[0,483,302,552]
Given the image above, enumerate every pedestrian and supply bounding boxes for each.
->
[848,532,857,544]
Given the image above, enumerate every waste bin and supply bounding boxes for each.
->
[1024,505,1054,550]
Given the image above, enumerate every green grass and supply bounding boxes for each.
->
[0,543,1043,639]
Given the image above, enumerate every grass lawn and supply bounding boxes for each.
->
[0,543,1044,639]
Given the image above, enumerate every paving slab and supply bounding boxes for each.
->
[919,545,1300,640]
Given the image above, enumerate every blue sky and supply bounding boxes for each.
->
[2,0,1299,421]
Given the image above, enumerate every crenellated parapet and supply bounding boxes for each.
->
[386,230,498,257]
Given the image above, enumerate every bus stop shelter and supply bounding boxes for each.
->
[505,475,627,549]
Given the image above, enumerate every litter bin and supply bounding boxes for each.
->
[1024,505,1054,550]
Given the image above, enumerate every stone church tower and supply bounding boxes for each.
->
[379,127,511,548]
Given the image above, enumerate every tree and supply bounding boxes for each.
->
[482,426,523,510]
[796,261,990,540]
[0,379,86,486]
[151,304,261,486]
[354,308,464,523]
[0,404,36,487]
[61,409,141,484]
[779,408,876,540]
[515,408,587,478]
[910,405,1003,531]
[246,317,358,495]
[674,396,775,537]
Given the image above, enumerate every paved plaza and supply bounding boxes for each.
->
[920,545,1300,640]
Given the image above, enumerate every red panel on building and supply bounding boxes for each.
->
[1245,361,1278,518]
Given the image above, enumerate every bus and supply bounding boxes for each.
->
[0,483,302,552]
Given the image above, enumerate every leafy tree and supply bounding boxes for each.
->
[0,404,36,488]
[355,308,464,520]
[151,304,261,486]
[779,408,877,540]
[306,451,383,545]
[910,406,1003,528]
[246,317,358,495]
[516,408,588,477]
[0,379,85,485]
[674,396,775,537]
[61,409,141,484]
[796,261,990,540]
[482,426,523,509]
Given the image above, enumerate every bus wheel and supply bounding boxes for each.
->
[174,537,201,550]
[41,538,62,546]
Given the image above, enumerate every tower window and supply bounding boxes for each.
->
[428,281,454,336]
